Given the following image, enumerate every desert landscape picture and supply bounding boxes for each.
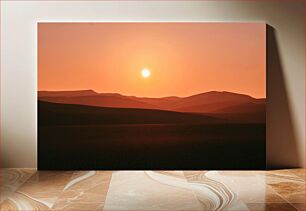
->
[38,23,266,169]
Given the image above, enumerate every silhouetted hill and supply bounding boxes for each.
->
[129,96,181,109]
[170,91,264,113]
[38,90,265,122]
[38,89,97,97]
[38,95,266,170]
[39,95,159,110]
[38,101,227,126]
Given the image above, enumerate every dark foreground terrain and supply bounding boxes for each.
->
[38,101,266,170]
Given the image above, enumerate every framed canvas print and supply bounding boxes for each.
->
[38,22,266,170]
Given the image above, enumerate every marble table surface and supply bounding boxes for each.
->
[0,169,304,210]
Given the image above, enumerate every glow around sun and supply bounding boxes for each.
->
[141,68,151,78]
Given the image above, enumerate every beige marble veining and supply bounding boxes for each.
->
[288,169,305,180]
[0,169,35,203]
[184,171,250,210]
[265,169,305,204]
[204,171,267,204]
[265,169,305,184]
[103,171,203,210]
[269,181,305,203]
[155,171,186,179]
[1,171,73,210]
[0,192,50,210]
[183,170,208,180]
[0,169,304,211]
[264,185,289,203]
[52,171,112,210]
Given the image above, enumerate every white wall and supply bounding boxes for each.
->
[1,0,304,168]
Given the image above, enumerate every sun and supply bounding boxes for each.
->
[141,68,151,78]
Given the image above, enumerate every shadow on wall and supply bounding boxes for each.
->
[266,25,299,169]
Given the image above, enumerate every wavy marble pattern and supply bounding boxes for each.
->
[205,171,267,203]
[0,169,304,211]
[265,169,305,203]
[1,192,50,210]
[52,171,112,210]
[0,169,35,203]
[1,171,73,210]
[184,171,249,210]
[145,171,235,210]
[104,171,203,210]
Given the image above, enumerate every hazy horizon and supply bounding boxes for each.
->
[38,23,266,98]
[38,88,267,99]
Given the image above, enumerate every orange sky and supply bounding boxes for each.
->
[38,23,266,98]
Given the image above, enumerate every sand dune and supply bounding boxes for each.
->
[38,101,227,126]
[38,100,266,170]
[38,90,98,97]
[39,95,159,110]
[38,90,265,123]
